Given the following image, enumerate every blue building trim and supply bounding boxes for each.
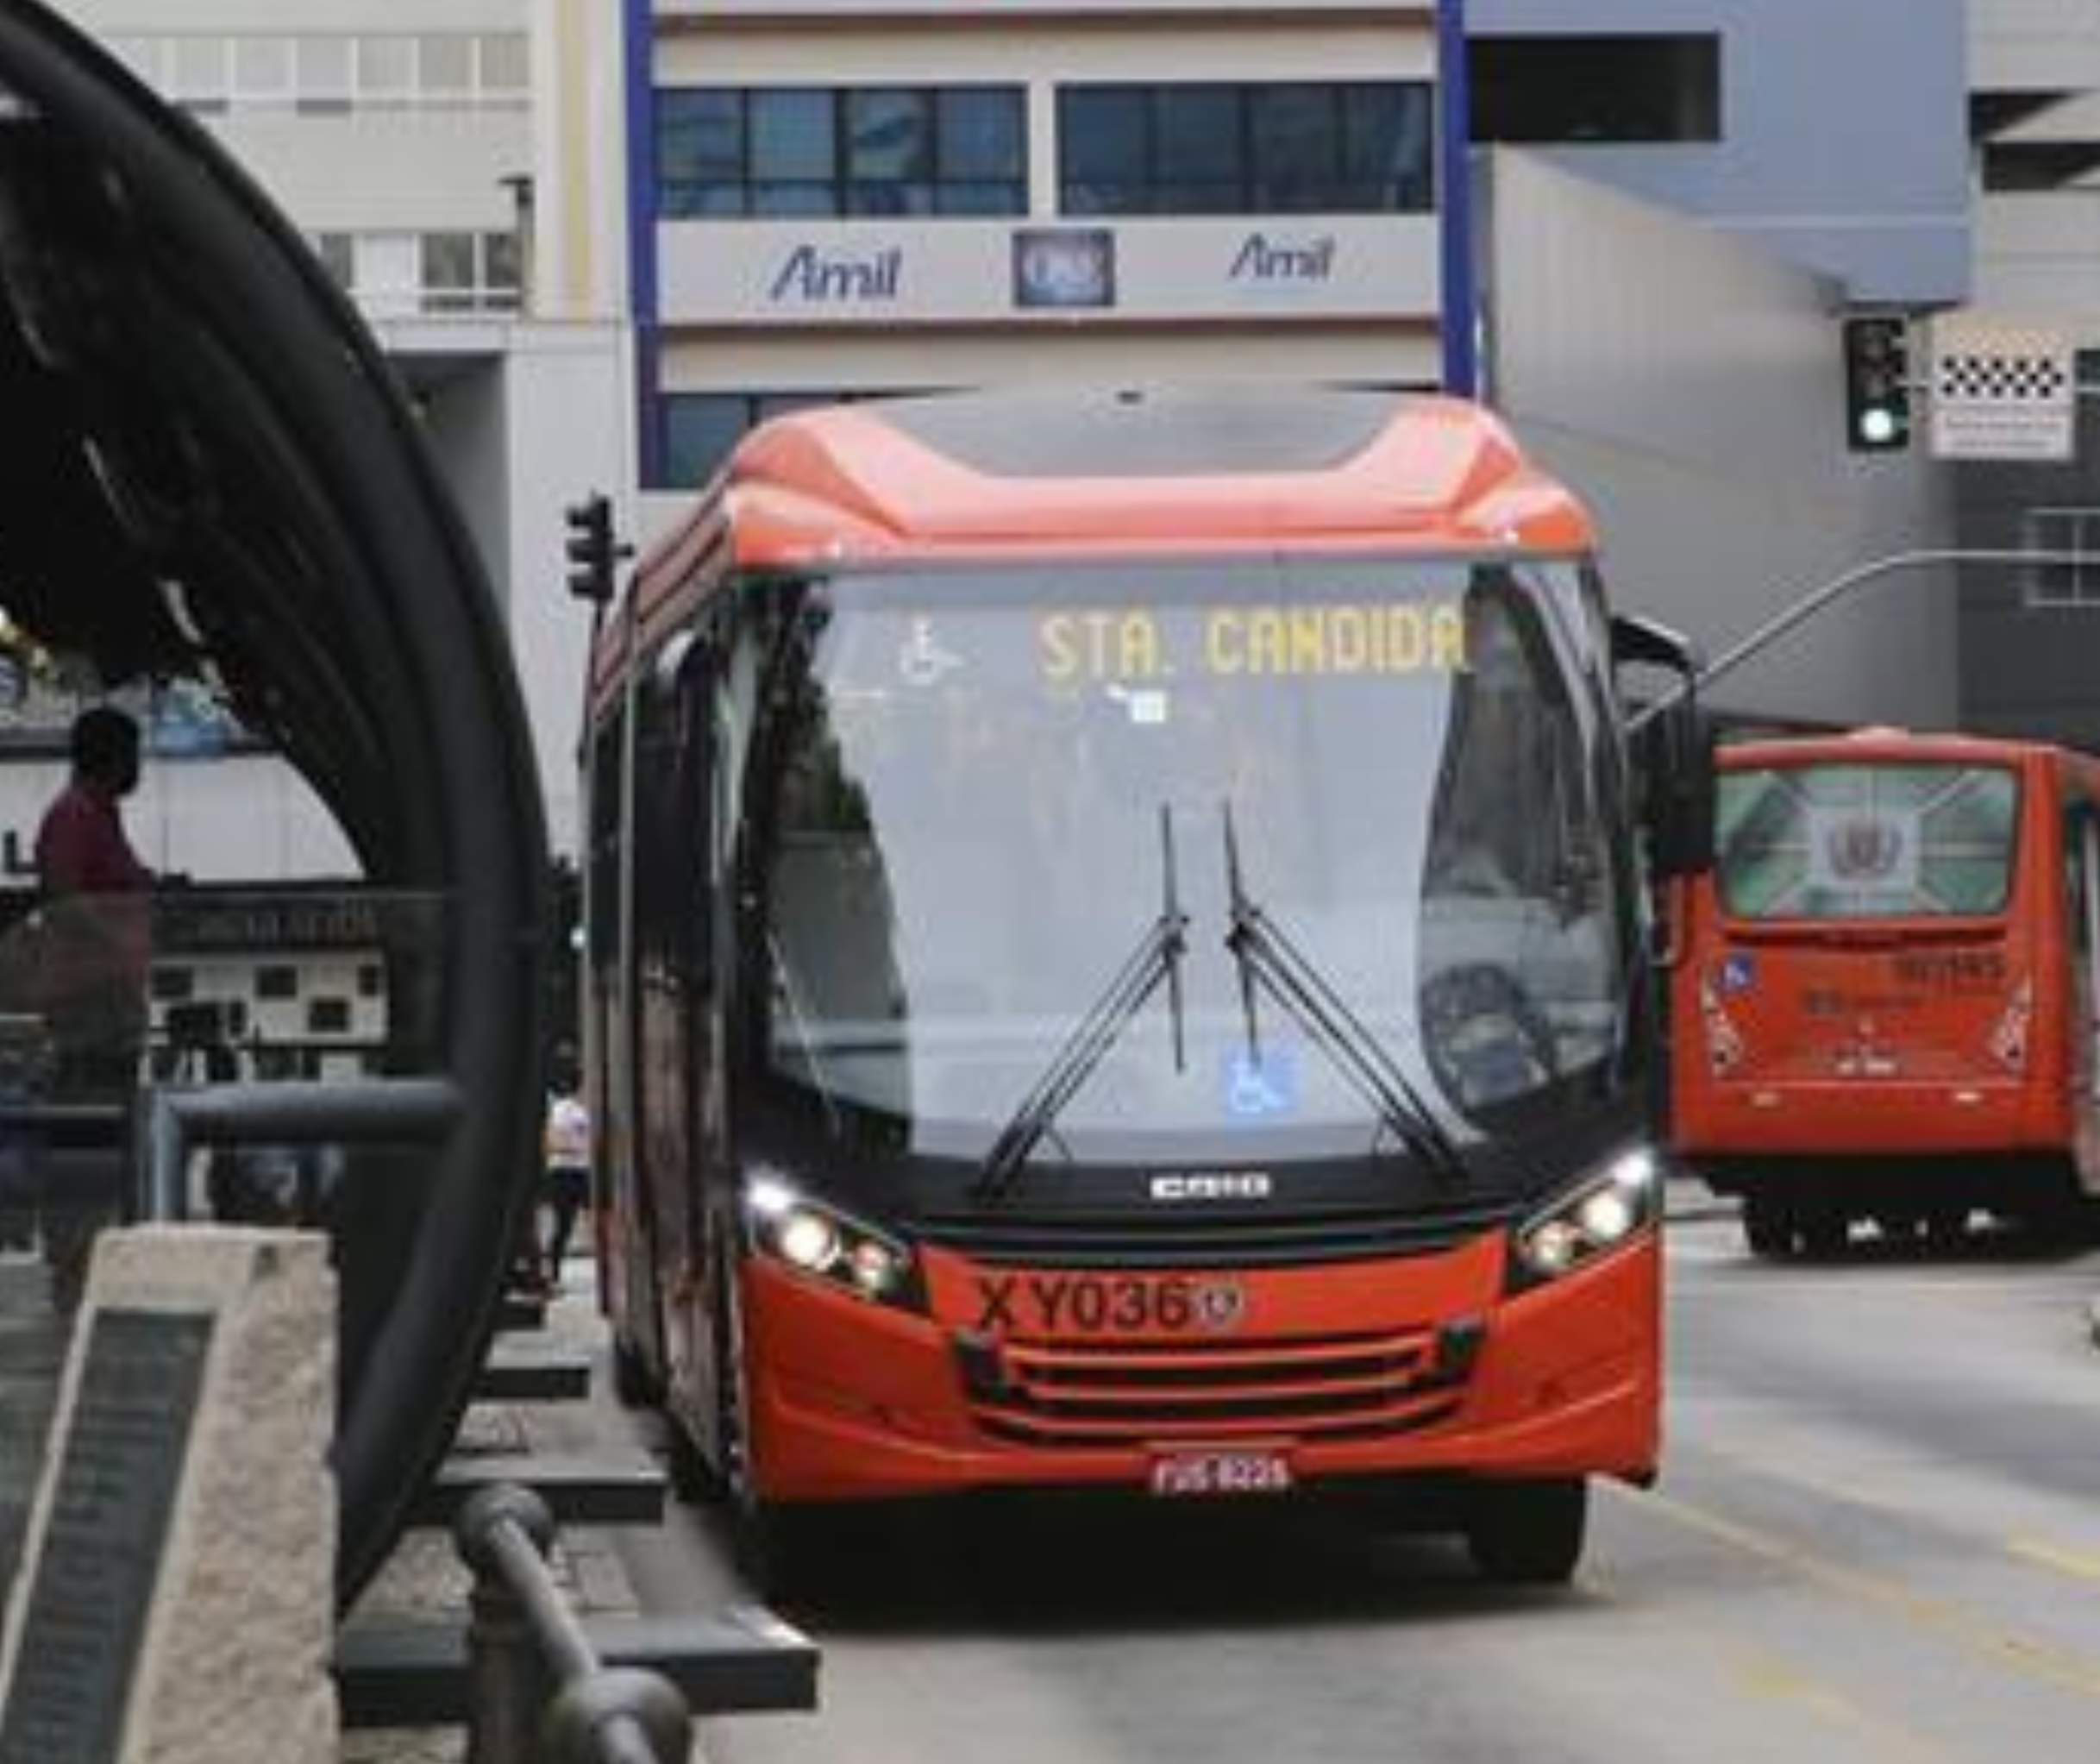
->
[1436,0,1477,398]
[622,0,663,487]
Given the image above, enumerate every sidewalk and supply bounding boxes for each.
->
[341,1293,648,1764]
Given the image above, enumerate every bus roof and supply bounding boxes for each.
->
[636,384,1589,584]
[593,387,1599,701]
[1721,726,2096,776]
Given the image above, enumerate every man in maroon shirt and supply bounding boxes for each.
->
[33,706,151,1310]
[37,706,151,902]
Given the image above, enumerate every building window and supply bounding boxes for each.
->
[1058,82,1433,217]
[355,37,416,109]
[230,38,294,106]
[296,38,353,114]
[1470,35,1722,144]
[656,390,929,491]
[2022,508,2100,610]
[168,39,230,114]
[311,229,523,317]
[477,34,531,99]
[117,33,530,114]
[657,87,1026,220]
[417,35,476,103]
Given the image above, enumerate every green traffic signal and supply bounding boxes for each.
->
[1843,314,1912,455]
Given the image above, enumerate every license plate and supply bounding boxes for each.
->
[1148,1447,1294,1498]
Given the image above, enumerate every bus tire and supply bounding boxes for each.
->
[1465,1477,1587,1585]
[1798,1212,1848,1259]
[1742,1197,1793,1260]
[733,1500,843,1608]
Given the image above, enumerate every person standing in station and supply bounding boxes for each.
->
[539,1046,592,1293]
[33,705,154,1310]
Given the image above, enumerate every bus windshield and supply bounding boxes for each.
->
[1716,763,2019,921]
[748,556,1638,1168]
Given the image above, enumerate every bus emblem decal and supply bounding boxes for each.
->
[1826,816,1904,881]
[1192,1280,1248,1332]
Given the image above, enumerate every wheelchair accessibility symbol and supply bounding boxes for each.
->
[1223,1047,1298,1121]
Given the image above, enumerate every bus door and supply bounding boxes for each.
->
[634,629,726,1416]
[588,700,666,1379]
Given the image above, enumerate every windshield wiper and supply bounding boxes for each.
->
[975,806,1189,1200]
[1220,803,1468,1185]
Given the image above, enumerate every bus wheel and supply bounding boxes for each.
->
[1465,1478,1588,1585]
[1798,1212,1849,1259]
[1742,1198,1793,1260]
[733,1500,848,1608]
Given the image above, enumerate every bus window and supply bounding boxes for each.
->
[743,559,1632,1159]
[1716,763,2018,920]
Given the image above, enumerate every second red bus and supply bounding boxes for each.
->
[1673,727,2100,1255]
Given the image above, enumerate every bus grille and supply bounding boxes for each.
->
[966,1328,1466,1448]
[913,1203,1511,1271]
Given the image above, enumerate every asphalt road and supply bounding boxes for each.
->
[599,1213,2100,1764]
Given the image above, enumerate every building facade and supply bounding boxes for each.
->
[30,0,629,869]
[1959,0,2100,749]
[77,0,534,320]
[1467,0,1971,307]
[631,0,1451,504]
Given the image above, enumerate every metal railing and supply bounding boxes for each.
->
[455,1485,693,1764]
[129,1076,462,1221]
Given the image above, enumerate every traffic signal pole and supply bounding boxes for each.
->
[1628,547,2097,733]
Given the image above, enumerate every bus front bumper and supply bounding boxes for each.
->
[738,1231,1661,1504]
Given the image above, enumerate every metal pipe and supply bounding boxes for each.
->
[455,1485,696,1764]
[135,1077,462,1224]
[487,1514,594,1687]
[1628,547,2097,733]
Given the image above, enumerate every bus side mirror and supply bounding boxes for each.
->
[1633,698,1715,880]
[1612,614,1715,881]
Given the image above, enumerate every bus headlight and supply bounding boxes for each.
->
[743,1175,921,1309]
[1512,1147,1661,1287]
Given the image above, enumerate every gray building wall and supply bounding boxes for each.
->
[1956,399,2100,751]
[1483,152,1959,730]
[1470,0,1970,305]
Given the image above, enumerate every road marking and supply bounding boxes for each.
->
[1622,1486,2100,1699]
[2009,1535,2100,1584]
[1732,1648,1974,1764]
[1695,1440,1914,1516]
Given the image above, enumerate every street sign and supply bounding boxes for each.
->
[1928,313,2076,462]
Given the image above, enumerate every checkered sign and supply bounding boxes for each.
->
[1928,314,2076,461]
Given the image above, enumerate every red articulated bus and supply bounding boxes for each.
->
[583,386,1704,1597]
[1672,726,2100,1257]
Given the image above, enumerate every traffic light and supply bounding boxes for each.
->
[1843,314,1912,453]
[564,493,617,605]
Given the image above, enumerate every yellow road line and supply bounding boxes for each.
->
[1732,1648,1974,1764]
[2009,1535,2100,1585]
[1622,1486,2100,1700]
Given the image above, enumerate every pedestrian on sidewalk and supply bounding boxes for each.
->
[538,1047,592,1293]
